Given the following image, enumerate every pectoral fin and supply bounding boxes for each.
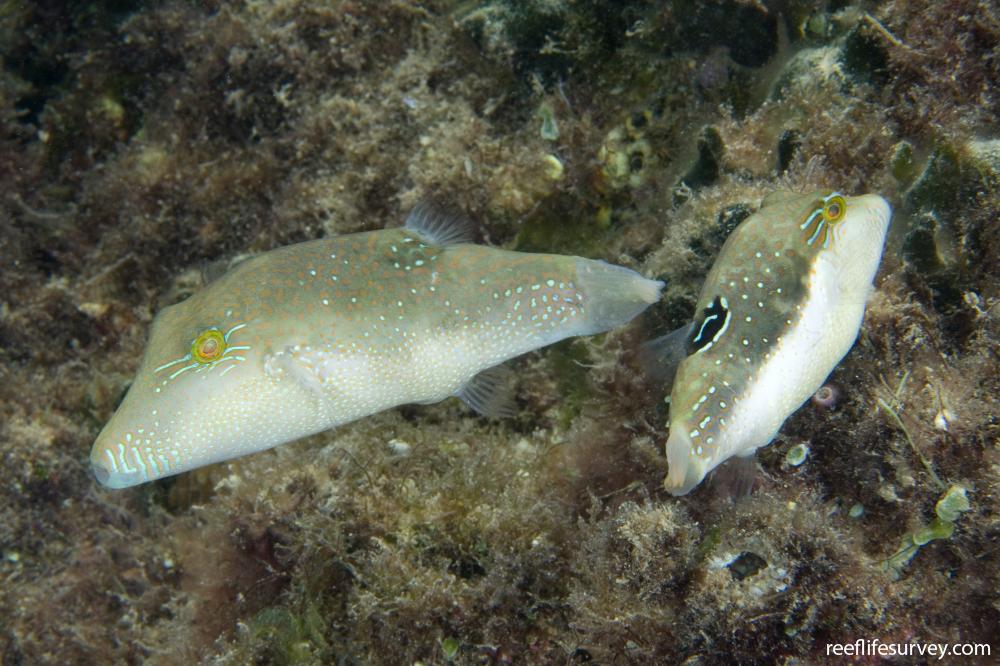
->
[639,322,695,388]
[455,365,517,418]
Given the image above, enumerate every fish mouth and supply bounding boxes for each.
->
[664,461,707,496]
[90,428,149,489]
[90,451,146,489]
[91,461,146,489]
[91,460,110,485]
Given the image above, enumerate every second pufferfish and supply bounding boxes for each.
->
[646,190,891,495]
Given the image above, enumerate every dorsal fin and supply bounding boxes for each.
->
[404,203,477,246]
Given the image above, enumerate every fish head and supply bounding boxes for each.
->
[785,190,892,279]
[90,290,282,489]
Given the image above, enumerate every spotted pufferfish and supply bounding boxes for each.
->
[90,206,663,488]
[649,190,891,495]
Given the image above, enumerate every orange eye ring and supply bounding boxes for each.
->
[823,194,847,223]
[191,329,226,363]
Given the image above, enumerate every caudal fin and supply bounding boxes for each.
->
[574,259,663,336]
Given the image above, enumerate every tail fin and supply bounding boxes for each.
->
[574,259,663,336]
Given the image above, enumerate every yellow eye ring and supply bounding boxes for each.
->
[191,329,226,363]
[823,194,847,223]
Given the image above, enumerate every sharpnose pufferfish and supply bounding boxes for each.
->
[650,190,891,495]
[91,206,663,488]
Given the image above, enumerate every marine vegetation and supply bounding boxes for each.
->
[1,0,999,664]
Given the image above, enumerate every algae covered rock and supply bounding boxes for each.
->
[2,0,1000,663]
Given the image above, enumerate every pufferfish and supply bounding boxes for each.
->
[91,206,663,488]
[648,190,891,495]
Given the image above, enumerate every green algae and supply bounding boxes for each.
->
[935,485,971,523]
[513,201,607,257]
[536,101,559,141]
[242,605,331,666]
[547,339,594,430]
[440,636,459,660]
[784,443,810,467]
[884,485,972,578]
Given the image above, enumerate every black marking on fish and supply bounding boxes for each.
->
[688,295,730,354]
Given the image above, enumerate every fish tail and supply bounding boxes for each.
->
[574,258,663,335]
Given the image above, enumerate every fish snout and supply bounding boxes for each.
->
[89,425,160,489]
[853,193,892,235]
[664,426,710,496]
[90,443,144,489]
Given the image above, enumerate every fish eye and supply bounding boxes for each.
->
[823,195,847,223]
[191,329,226,363]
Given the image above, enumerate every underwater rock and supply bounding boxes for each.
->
[776,128,801,175]
[965,138,1000,177]
[687,202,752,262]
[840,19,890,85]
[770,45,850,99]
[901,139,999,316]
[906,140,999,221]
[727,551,767,581]
[900,212,947,275]
[597,120,653,191]
[4,0,1000,662]
[675,126,724,200]
[666,1,778,68]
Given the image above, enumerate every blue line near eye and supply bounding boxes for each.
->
[168,363,199,380]
[807,221,825,245]
[154,354,192,374]
[800,209,822,230]
[224,323,247,341]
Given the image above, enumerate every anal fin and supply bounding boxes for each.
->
[455,365,517,418]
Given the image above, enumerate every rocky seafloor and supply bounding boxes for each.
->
[1,1,999,663]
